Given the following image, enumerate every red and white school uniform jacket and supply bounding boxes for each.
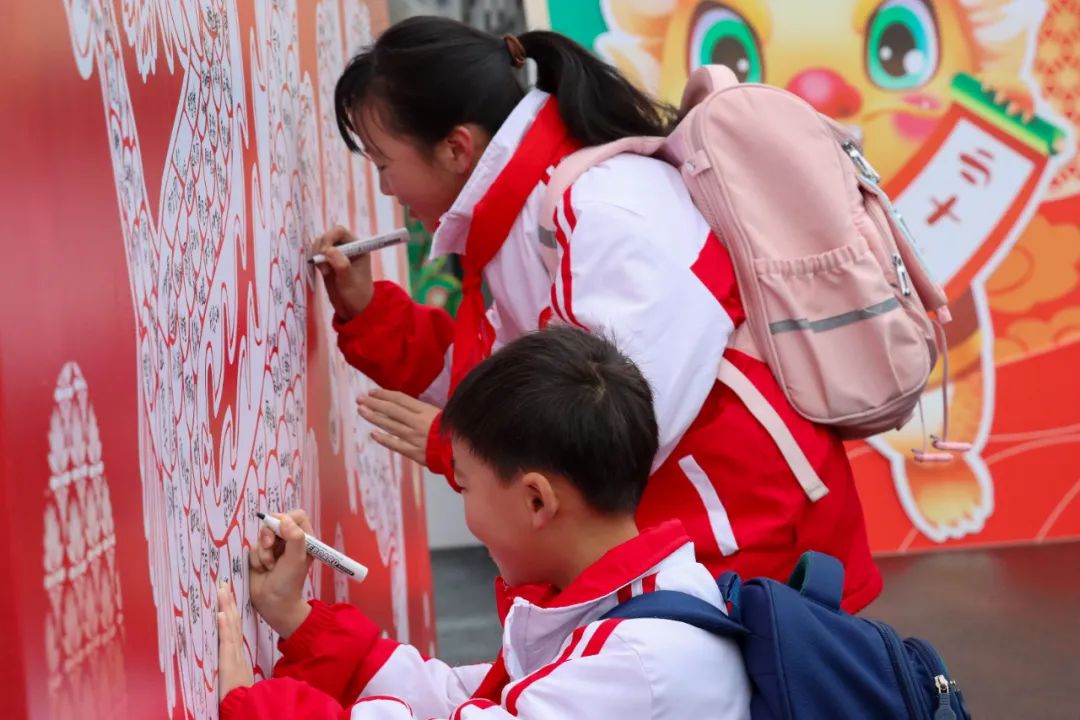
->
[337,90,881,612]
[219,522,751,720]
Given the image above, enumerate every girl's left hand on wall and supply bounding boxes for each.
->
[357,389,439,466]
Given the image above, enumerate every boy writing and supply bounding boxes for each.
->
[217,326,751,719]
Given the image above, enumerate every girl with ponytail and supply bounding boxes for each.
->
[318,12,878,632]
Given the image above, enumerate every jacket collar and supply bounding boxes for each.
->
[430,89,552,259]
[494,520,692,619]
[497,521,698,678]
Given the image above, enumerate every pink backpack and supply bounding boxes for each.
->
[540,66,968,502]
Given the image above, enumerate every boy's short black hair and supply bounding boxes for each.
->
[441,326,658,515]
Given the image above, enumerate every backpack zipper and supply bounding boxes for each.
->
[843,141,881,184]
[907,638,968,719]
[932,674,958,720]
[869,620,925,718]
[894,254,912,296]
[843,142,934,280]
[843,143,932,313]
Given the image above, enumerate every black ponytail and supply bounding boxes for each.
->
[518,30,675,144]
[334,16,675,154]
[335,16,523,154]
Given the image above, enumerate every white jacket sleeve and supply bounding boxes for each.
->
[359,645,493,719]
[418,345,453,407]
[350,622,749,720]
[351,641,654,720]
[549,189,735,468]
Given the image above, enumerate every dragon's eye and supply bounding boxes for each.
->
[688,3,764,83]
[866,0,940,90]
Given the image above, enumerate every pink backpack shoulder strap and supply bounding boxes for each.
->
[539,136,666,231]
[538,65,739,231]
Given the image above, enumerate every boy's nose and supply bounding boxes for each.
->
[786,69,863,119]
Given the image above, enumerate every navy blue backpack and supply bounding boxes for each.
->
[602,552,970,720]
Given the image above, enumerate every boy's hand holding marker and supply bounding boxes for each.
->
[217,510,370,696]
[248,510,316,639]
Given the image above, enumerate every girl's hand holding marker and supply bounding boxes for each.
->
[308,227,408,264]
[310,226,408,322]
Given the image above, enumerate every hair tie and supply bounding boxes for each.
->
[503,34,526,69]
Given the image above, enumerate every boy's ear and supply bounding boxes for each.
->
[521,471,559,530]
[436,124,484,175]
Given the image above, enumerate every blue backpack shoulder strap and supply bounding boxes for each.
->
[600,589,748,639]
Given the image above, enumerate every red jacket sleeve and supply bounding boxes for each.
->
[270,600,402,707]
[220,678,350,720]
[334,280,455,398]
[425,413,458,490]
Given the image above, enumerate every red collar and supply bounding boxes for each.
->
[460,96,579,272]
[448,97,580,390]
[430,90,552,258]
[494,520,690,620]
[473,521,690,704]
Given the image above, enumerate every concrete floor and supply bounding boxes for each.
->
[430,541,1080,718]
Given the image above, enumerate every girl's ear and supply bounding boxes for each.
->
[435,124,486,175]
